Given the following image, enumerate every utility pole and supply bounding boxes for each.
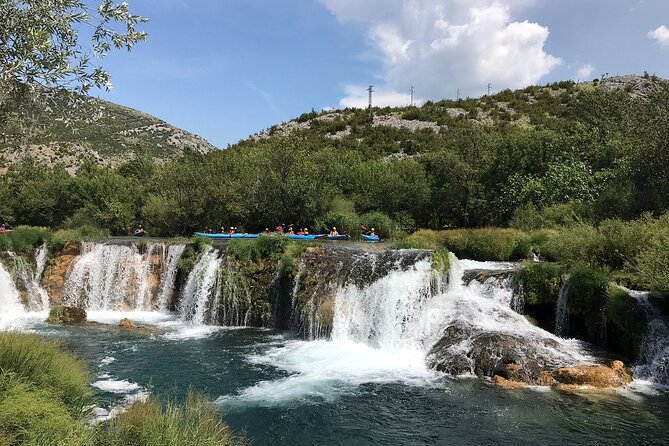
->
[487,83,492,96]
[456,89,461,101]
[367,85,374,111]
[409,85,415,107]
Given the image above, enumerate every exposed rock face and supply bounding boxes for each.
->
[599,75,667,99]
[42,242,80,305]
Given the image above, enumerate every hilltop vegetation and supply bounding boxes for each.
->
[1,75,668,239]
[0,89,216,174]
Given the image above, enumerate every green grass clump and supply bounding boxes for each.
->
[51,226,110,252]
[96,392,239,446]
[227,236,288,263]
[566,264,612,341]
[393,229,443,250]
[0,371,89,446]
[0,333,92,418]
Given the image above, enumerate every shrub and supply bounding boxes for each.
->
[51,226,110,252]
[393,229,443,250]
[0,226,51,253]
[0,332,92,417]
[605,286,641,358]
[440,228,531,261]
[566,264,612,341]
[359,211,402,240]
[314,210,360,237]
[227,236,288,263]
[96,392,238,446]
[542,223,604,264]
[518,263,562,305]
[636,234,669,298]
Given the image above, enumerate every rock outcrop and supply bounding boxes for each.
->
[42,242,80,305]
[47,305,87,325]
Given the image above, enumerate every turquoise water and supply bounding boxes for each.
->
[36,323,669,446]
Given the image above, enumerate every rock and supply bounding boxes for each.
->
[42,242,80,305]
[47,305,87,325]
[551,361,632,388]
[492,375,528,389]
[119,318,136,329]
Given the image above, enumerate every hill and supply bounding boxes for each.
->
[0,89,216,174]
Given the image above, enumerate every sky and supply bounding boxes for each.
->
[94,0,669,147]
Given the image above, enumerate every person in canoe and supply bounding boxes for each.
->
[369,228,376,236]
[229,226,237,235]
[134,225,146,237]
[303,227,310,235]
[288,226,295,235]
[329,227,339,236]
[276,224,284,233]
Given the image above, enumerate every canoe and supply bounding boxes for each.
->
[361,234,380,242]
[194,232,259,239]
[327,235,351,240]
[287,234,327,240]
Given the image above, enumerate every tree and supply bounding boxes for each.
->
[0,0,147,129]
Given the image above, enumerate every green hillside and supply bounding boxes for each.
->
[0,89,216,173]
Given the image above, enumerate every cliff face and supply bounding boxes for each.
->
[42,242,80,305]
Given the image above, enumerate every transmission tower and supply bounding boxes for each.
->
[367,85,374,110]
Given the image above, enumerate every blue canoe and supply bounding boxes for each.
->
[361,234,380,242]
[327,234,351,240]
[194,232,260,239]
[287,234,327,240]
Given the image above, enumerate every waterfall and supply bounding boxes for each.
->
[554,281,571,337]
[179,248,222,325]
[0,261,26,329]
[156,244,186,310]
[64,242,171,311]
[5,246,51,312]
[629,289,669,385]
[288,259,306,326]
[328,253,590,370]
[218,260,253,326]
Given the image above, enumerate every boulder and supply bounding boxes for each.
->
[47,305,87,325]
[118,318,159,334]
[119,318,136,329]
[551,361,632,388]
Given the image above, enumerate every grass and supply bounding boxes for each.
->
[0,225,109,253]
[96,392,240,446]
[0,333,93,417]
[0,333,244,446]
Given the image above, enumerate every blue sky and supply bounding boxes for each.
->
[95,0,669,147]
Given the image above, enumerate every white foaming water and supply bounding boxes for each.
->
[92,379,141,394]
[0,261,28,330]
[157,244,186,310]
[226,253,591,406]
[179,248,222,325]
[65,242,168,311]
[86,310,176,326]
[555,281,571,337]
[626,288,669,385]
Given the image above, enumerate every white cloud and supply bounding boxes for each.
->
[576,64,595,80]
[648,25,669,47]
[339,84,423,108]
[320,0,560,103]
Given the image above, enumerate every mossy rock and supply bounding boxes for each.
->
[47,306,87,325]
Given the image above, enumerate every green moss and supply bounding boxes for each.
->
[566,264,612,341]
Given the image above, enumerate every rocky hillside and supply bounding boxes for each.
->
[0,89,216,174]
[246,75,667,155]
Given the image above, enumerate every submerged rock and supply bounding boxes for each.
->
[118,318,159,333]
[119,318,136,328]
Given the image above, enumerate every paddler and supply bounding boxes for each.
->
[329,227,339,236]
[303,227,310,235]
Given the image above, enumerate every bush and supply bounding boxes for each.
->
[440,228,531,261]
[227,236,288,263]
[605,286,641,358]
[96,392,238,446]
[0,226,51,253]
[0,333,92,417]
[314,210,360,237]
[393,229,443,250]
[518,263,562,305]
[566,264,612,341]
[359,211,403,240]
[51,226,110,252]
[542,223,604,264]
[636,234,669,298]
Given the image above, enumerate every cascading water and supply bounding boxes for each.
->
[156,244,186,310]
[0,261,26,329]
[627,289,669,385]
[179,248,222,325]
[554,280,570,337]
[64,242,170,311]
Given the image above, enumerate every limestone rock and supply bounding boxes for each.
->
[47,305,87,325]
[42,242,80,305]
[119,318,136,329]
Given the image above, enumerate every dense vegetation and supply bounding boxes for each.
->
[2,78,668,239]
[0,332,240,446]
